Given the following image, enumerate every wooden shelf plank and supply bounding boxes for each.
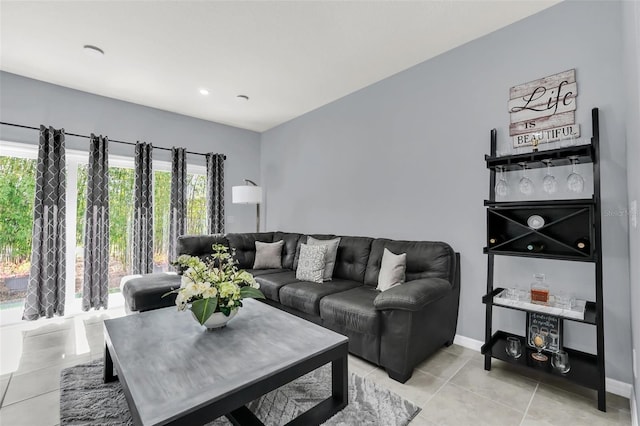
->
[483,248,595,262]
[482,288,597,325]
[484,198,595,207]
[485,144,594,171]
[482,331,599,390]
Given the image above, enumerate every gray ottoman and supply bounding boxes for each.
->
[121,272,181,313]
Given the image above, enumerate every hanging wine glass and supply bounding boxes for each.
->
[518,162,534,196]
[567,156,585,193]
[495,166,509,197]
[542,159,558,195]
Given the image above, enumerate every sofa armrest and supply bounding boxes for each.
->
[373,278,452,311]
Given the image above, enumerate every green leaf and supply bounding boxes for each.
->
[240,287,265,300]
[191,297,218,325]
[161,289,179,298]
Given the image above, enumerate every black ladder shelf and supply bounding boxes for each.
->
[481,108,606,411]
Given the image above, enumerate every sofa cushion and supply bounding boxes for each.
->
[296,244,328,283]
[307,236,341,281]
[121,273,181,312]
[245,268,285,277]
[272,232,301,269]
[364,239,455,287]
[254,271,299,302]
[226,232,274,269]
[376,248,407,292]
[279,279,362,316]
[253,240,284,269]
[177,234,229,258]
[332,236,373,283]
[176,234,229,273]
[292,234,336,270]
[319,286,380,335]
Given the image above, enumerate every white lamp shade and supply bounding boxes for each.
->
[232,185,262,204]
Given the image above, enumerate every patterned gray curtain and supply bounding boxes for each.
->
[168,147,186,266]
[82,135,109,311]
[132,142,153,274]
[206,153,225,234]
[23,126,66,320]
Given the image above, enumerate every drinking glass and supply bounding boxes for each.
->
[567,156,585,193]
[542,159,558,195]
[495,166,509,197]
[505,337,522,359]
[551,350,571,374]
[555,291,574,310]
[530,326,549,361]
[518,162,534,196]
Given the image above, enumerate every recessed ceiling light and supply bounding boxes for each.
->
[199,88,209,96]
[83,45,104,58]
[236,95,249,101]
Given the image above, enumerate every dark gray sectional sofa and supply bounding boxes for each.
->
[122,232,460,383]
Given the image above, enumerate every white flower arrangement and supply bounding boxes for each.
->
[164,244,264,325]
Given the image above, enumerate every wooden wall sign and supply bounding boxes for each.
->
[509,69,579,148]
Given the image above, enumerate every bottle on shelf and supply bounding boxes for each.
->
[530,273,549,305]
[526,241,545,253]
[575,237,590,252]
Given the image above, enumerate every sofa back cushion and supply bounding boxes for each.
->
[364,239,455,287]
[226,232,274,269]
[176,234,229,274]
[177,234,229,260]
[293,234,336,270]
[332,236,373,283]
[272,232,302,269]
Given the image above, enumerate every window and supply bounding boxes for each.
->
[153,171,207,272]
[76,164,136,297]
[0,140,207,319]
[0,155,36,308]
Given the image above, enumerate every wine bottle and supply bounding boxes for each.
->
[575,237,590,252]
[526,241,545,253]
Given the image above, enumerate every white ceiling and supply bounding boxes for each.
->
[0,1,560,132]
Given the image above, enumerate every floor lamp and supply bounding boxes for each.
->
[232,179,263,232]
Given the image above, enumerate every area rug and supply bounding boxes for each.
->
[60,359,420,425]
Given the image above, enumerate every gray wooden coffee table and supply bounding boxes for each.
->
[103,299,348,426]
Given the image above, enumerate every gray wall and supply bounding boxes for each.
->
[622,0,640,416]
[261,1,633,383]
[0,71,261,233]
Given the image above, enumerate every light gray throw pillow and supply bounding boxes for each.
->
[307,236,341,281]
[253,240,284,269]
[296,243,328,283]
[376,248,407,292]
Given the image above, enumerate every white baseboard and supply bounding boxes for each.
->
[453,334,483,352]
[453,334,632,398]
[631,388,638,426]
[606,378,633,399]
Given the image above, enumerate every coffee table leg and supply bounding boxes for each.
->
[104,344,116,383]
[332,354,348,406]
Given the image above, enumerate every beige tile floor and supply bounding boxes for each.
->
[0,305,632,426]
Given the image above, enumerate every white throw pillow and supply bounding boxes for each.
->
[253,240,284,269]
[376,248,407,292]
[296,244,328,283]
[307,236,341,281]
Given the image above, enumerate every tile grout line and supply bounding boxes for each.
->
[0,373,12,408]
[422,356,538,416]
[2,385,61,408]
[418,355,473,408]
[519,382,539,426]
